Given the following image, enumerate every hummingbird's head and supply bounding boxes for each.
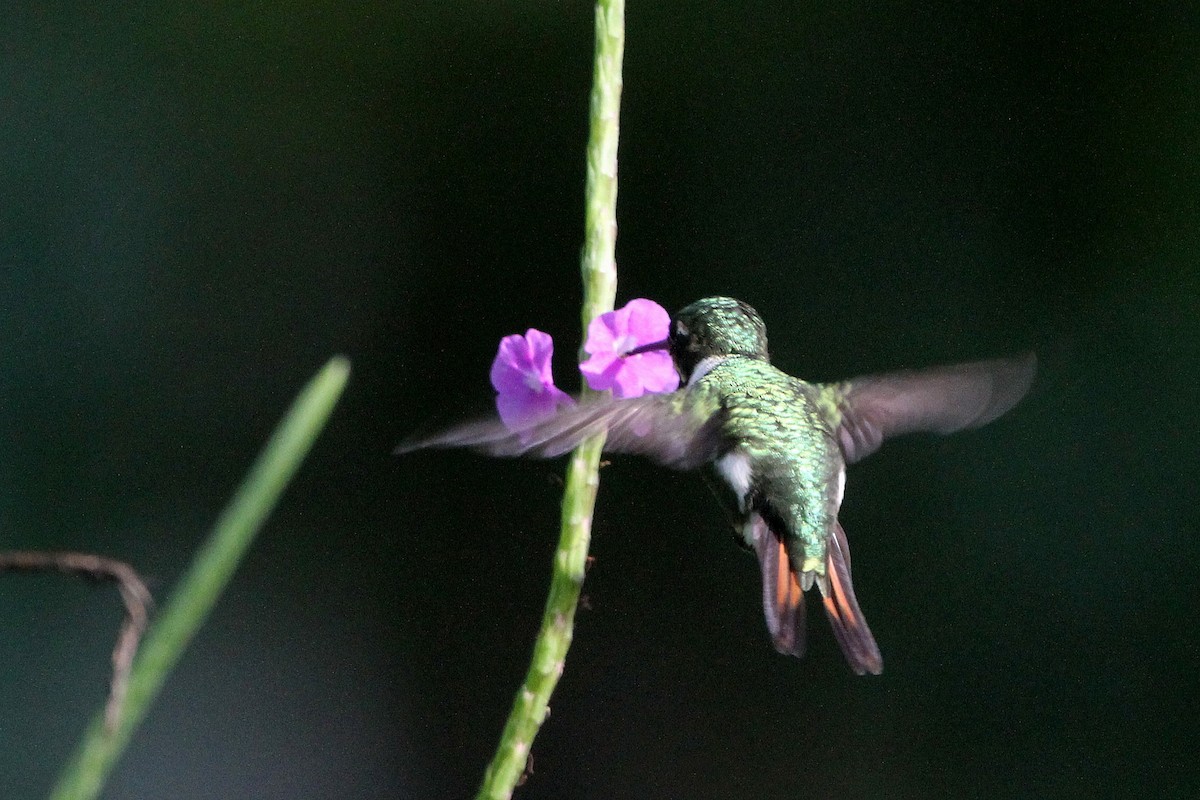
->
[624,297,770,383]
[668,297,770,382]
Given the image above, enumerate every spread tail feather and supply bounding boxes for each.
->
[820,522,883,675]
[751,517,806,657]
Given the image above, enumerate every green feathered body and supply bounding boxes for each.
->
[691,356,844,579]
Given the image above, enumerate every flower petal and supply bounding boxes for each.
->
[490,329,573,430]
[622,298,672,343]
[630,351,680,394]
[579,298,679,398]
[579,351,618,387]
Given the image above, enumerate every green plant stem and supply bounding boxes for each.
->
[578,0,624,335]
[474,2,624,798]
[48,356,351,800]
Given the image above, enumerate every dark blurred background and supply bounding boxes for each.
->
[2,3,1197,798]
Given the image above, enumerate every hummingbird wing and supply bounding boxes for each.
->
[748,514,806,658]
[825,352,1036,464]
[395,391,727,471]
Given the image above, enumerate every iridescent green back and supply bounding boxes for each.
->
[695,356,842,575]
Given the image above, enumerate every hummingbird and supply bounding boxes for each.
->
[397,297,1036,674]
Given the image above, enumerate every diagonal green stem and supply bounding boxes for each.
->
[48,356,351,800]
[474,2,624,798]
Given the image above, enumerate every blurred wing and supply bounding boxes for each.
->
[826,352,1036,464]
[395,392,726,471]
[749,515,806,658]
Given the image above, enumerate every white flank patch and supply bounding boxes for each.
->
[716,449,753,512]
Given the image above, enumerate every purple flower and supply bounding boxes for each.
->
[490,329,575,430]
[579,298,680,398]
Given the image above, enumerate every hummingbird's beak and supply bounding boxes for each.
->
[622,337,670,357]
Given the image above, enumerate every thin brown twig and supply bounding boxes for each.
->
[0,550,153,732]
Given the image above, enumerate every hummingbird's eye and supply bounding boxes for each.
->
[672,320,701,353]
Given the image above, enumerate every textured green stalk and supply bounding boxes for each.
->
[474,2,624,798]
[48,356,350,800]
[577,0,623,334]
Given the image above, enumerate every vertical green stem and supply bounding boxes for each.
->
[578,0,624,333]
[474,2,624,798]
